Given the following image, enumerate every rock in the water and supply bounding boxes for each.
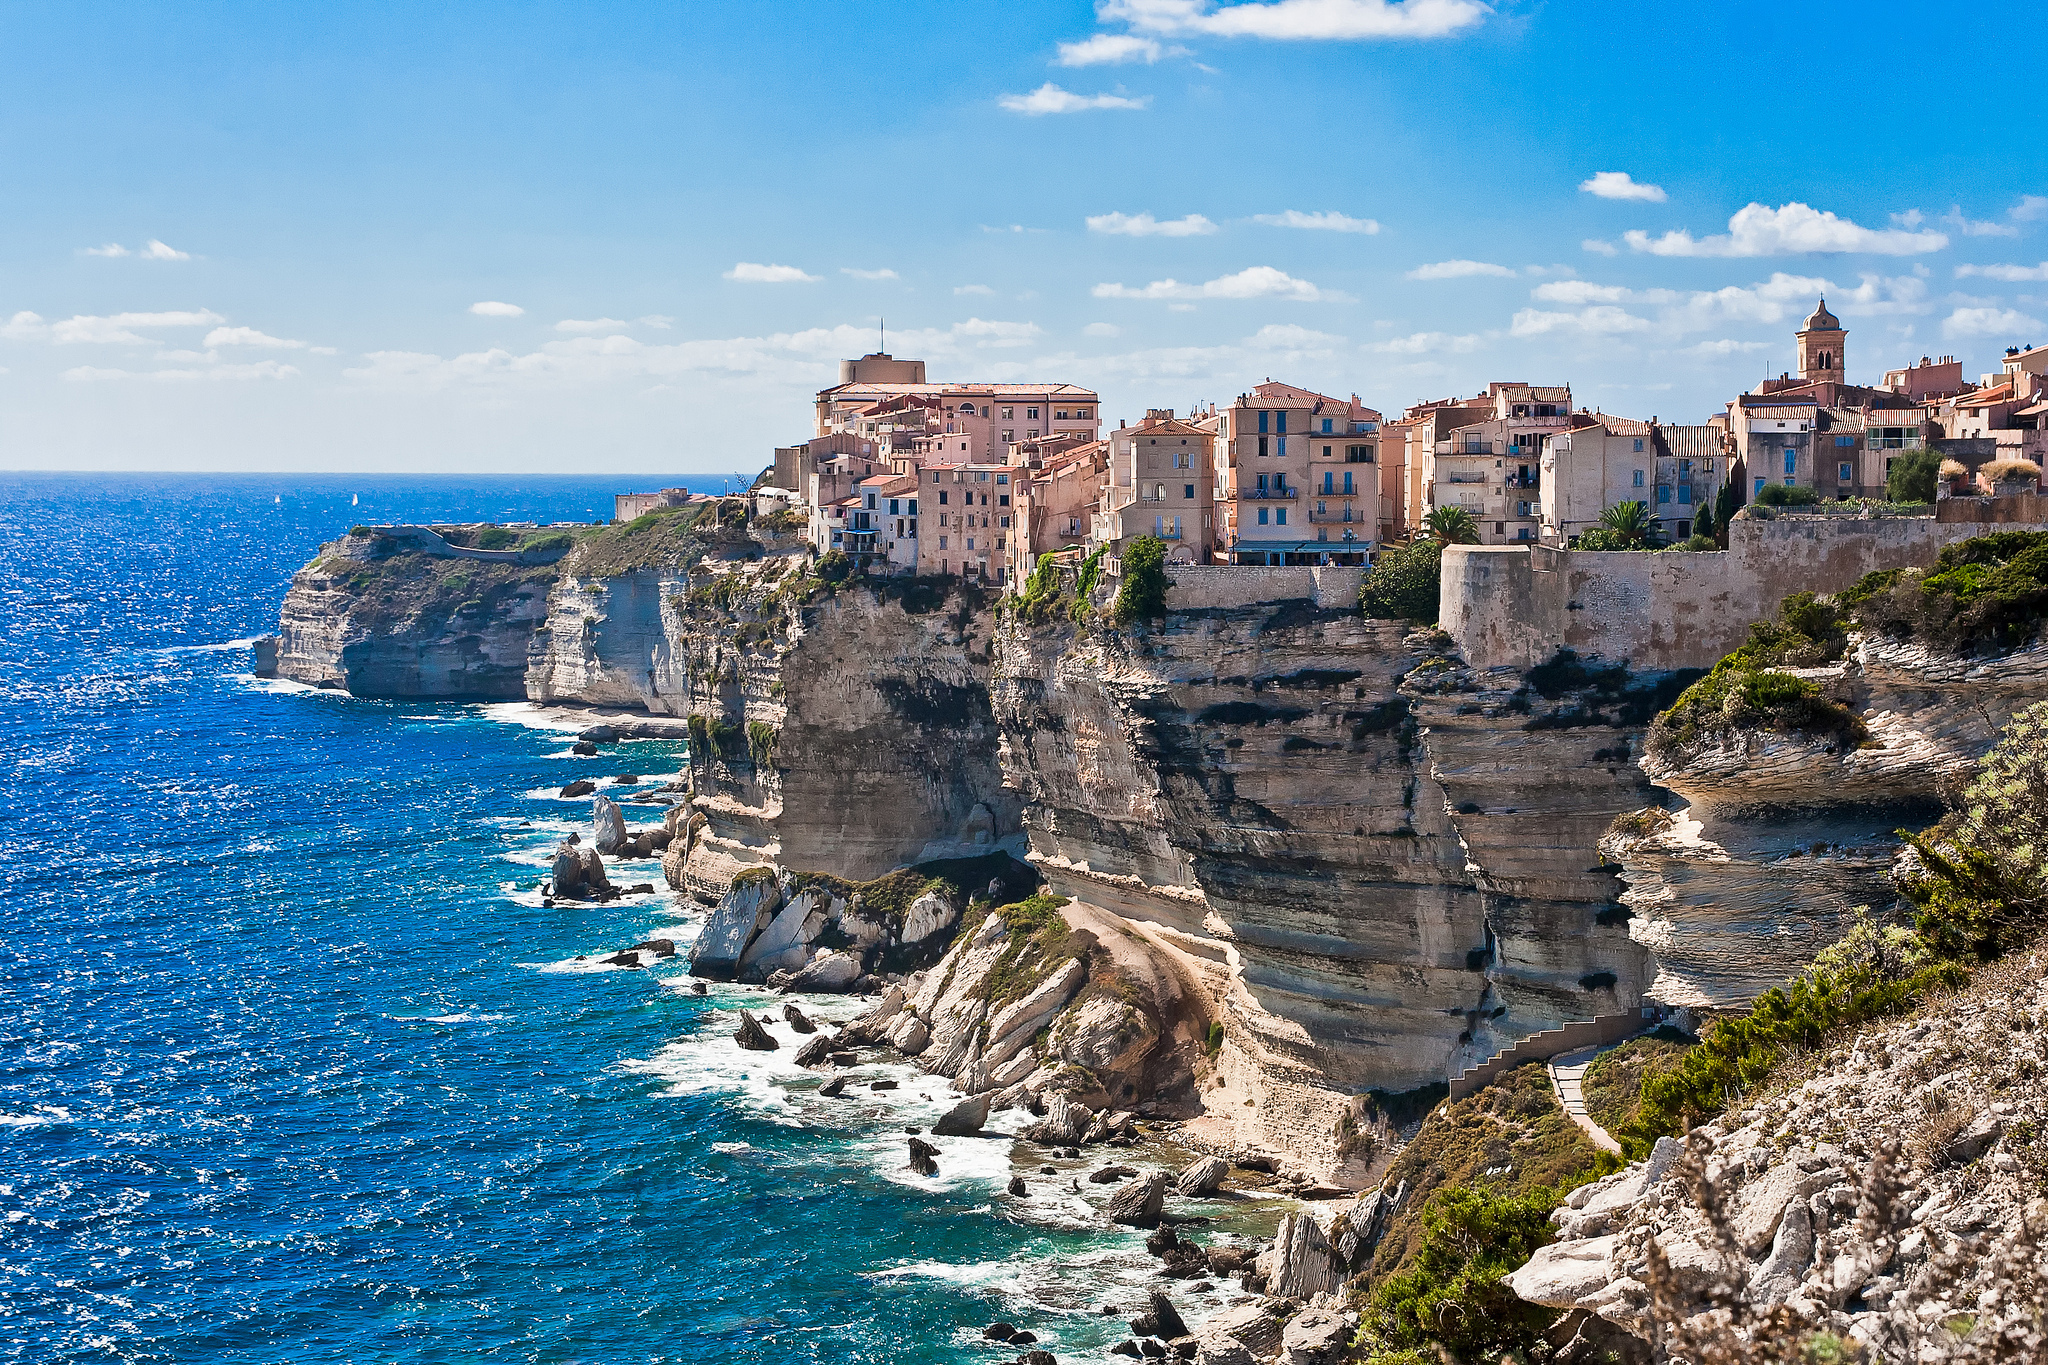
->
[1019,1352,1055,1365]
[1129,1288,1189,1340]
[559,778,597,798]
[571,740,598,755]
[931,1093,990,1137]
[792,1035,834,1068]
[578,725,621,742]
[829,1051,858,1067]
[1010,1330,1037,1344]
[1021,1092,1093,1147]
[1111,1342,1140,1359]
[688,980,707,995]
[870,1079,898,1091]
[983,1323,1016,1341]
[907,1137,939,1176]
[632,938,677,957]
[788,950,862,994]
[733,1010,777,1051]
[763,969,797,992]
[603,951,644,968]
[549,842,611,900]
[611,773,639,785]
[1105,1172,1168,1228]
[782,1003,817,1034]
[886,1013,930,1055]
[1091,1165,1139,1184]
[690,871,784,980]
[1007,1176,1027,1197]
[592,795,629,854]
[1174,1155,1228,1197]
[818,1074,847,1097]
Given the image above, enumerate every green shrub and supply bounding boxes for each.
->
[520,530,574,554]
[758,507,805,533]
[746,721,778,766]
[1580,1030,1694,1138]
[815,549,853,584]
[1016,552,1069,626]
[1647,592,1861,761]
[1204,1020,1223,1056]
[474,525,519,550]
[1691,502,1714,540]
[1755,483,1820,507]
[1360,539,1444,622]
[1885,447,1942,503]
[1672,533,1719,552]
[1112,535,1169,624]
[1365,1186,1564,1362]
[1847,530,2048,655]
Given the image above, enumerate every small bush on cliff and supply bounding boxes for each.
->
[1886,447,1943,503]
[1015,552,1069,627]
[1844,530,2048,656]
[520,530,574,555]
[1111,535,1169,624]
[1754,482,1820,508]
[474,526,519,550]
[1363,1185,1565,1364]
[1360,540,1444,623]
[1646,592,1863,762]
[1576,498,1667,551]
[1579,1029,1694,1139]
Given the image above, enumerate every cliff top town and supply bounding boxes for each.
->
[614,304,2048,595]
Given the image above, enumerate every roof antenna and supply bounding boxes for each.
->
[880,317,885,353]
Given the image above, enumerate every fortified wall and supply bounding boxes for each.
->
[1441,512,2048,671]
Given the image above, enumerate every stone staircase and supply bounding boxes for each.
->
[1447,1007,1660,1101]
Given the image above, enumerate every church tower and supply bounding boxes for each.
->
[1796,298,1846,382]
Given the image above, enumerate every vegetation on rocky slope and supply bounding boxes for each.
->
[564,499,756,577]
[1359,539,1444,623]
[1579,1028,1694,1138]
[1646,592,1866,763]
[310,545,555,630]
[1841,529,2048,656]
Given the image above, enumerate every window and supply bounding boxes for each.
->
[1322,471,1334,494]
[1184,484,1195,499]
[1783,450,1796,475]
[1001,515,1011,528]
[1517,526,1532,540]
[939,536,948,549]
[1276,412,1287,434]
[1255,474,1269,494]
[1277,437,1287,458]
[1258,410,1270,434]
[998,494,1010,507]
[1076,408,1090,419]
[1342,472,1354,494]
[1027,429,1038,438]
[1517,500,1530,516]
[1276,507,1287,525]
[908,519,916,537]
[1258,436,1269,458]
[1001,407,1014,420]
[1320,418,1333,434]
[1633,439,1644,453]
[888,499,899,515]
[1839,462,1854,482]
[1345,445,1373,463]
[996,473,1008,484]
[1632,469,1645,488]
[1258,507,1270,525]
[1322,445,1332,459]
[1151,483,1166,501]
[938,490,948,505]
[1754,477,1767,497]
[1002,429,1014,443]
[907,499,916,515]
[1656,485,1671,504]
[866,493,876,508]
[1678,485,1692,505]
[1026,407,1038,419]
[1784,477,1795,486]
[1836,435,1855,447]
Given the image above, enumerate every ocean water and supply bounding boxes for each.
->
[0,474,1263,1364]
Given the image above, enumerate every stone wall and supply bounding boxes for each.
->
[1119,563,1365,611]
[1442,513,2048,672]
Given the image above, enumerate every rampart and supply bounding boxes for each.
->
[1442,512,2048,672]
[1110,562,1365,611]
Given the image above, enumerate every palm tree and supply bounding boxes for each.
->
[1595,499,1665,549]
[1422,505,1481,546]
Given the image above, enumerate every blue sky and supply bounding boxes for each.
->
[2,0,2043,473]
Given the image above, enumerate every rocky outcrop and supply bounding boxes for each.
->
[1510,945,2048,1362]
[1259,1212,1343,1301]
[1606,636,2048,1009]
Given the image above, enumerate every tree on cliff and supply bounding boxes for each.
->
[1112,535,1168,623]
[1577,499,1665,551]
[1360,539,1444,622]
[1421,506,1480,546]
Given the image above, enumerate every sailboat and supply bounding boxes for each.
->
[352,494,359,506]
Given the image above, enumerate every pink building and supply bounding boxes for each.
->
[917,462,1018,582]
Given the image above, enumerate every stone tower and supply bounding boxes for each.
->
[1796,298,1845,382]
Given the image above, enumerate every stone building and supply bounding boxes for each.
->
[1091,410,1217,564]
[916,461,1017,582]
[1425,383,1571,544]
[1212,380,1381,565]
[1009,438,1109,583]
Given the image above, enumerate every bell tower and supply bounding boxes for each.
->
[1797,298,1845,382]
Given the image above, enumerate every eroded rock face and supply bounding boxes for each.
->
[1607,636,2048,1010]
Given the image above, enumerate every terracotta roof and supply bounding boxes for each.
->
[1238,381,1350,410]
[823,382,1099,399]
[1655,424,1723,458]
[1590,412,1650,436]
[1961,384,2015,407]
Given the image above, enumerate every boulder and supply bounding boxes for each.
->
[1106,1172,1168,1228]
[592,796,629,854]
[1259,1213,1342,1301]
[1277,1307,1347,1365]
[1175,1156,1228,1197]
[1091,1165,1139,1184]
[578,725,621,742]
[1506,1234,1621,1308]
[984,1323,1016,1341]
[631,939,677,958]
[907,1137,939,1176]
[899,889,961,945]
[931,1093,991,1137]
[1021,1093,1094,1147]
[1019,1353,1055,1365]
[690,872,783,980]
[1129,1289,1189,1340]
[886,1014,931,1055]
[818,1073,847,1097]
[787,950,863,994]
[733,1010,777,1051]
[737,889,833,980]
[603,951,644,968]
[839,985,907,1045]
[559,778,597,798]
[1189,1300,1283,1365]
[571,740,598,755]
[782,1003,817,1033]
[793,1034,834,1068]
[611,773,639,785]
[1007,1176,1027,1196]
[550,843,611,900]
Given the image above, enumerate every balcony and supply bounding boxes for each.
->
[1307,509,1362,524]
[1241,486,1299,500]
[1444,473,1489,485]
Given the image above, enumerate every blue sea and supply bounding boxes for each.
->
[0,474,1259,1365]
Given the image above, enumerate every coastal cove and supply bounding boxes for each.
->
[0,475,1268,1365]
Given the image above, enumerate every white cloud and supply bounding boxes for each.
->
[1579,171,1666,203]
[555,318,631,333]
[2011,195,2048,223]
[1246,322,1345,348]
[2,311,48,339]
[1581,238,1618,257]
[1530,280,1633,305]
[204,326,306,349]
[998,83,1150,114]
[1406,259,1515,280]
[1251,209,1379,233]
[954,284,996,296]
[841,267,899,280]
[62,359,299,382]
[1943,205,2019,239]
[1092,265,1327,301]
[1624,202,1949,257]
[723,263,819,284]
[1056,33,1177,64]
[1956,262,2048,282]
[1102,0,1489,41]
[469,300,525,317]
[81,239,190,260]
[1684,339,1775,358]
[48,309,227,345]
[1366,330,1488,354]
[1510,305,1652,336]
[1086,211,1218,237]
[1083,322,1122,337]
[1942,306,2045,339]
[640,315,674,329]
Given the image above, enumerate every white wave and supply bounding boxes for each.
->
[0,1106,73,1128]
[384,1012,510,1024]
[710,1141,753,1154]
[157,637,260,655]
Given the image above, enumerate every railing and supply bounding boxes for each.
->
[1307,509,1360,523]
[1445,473,1489,485]
[1241,487,1299,500]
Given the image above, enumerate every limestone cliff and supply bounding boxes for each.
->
[1605,636,2048,1010]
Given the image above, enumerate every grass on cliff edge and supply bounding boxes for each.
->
[1645,590,1866,763]
[1578,1028,1694,1139]
[564,499,756,577]
[312,550,554,629]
